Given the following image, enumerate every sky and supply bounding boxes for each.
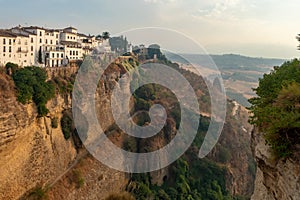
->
[0,0,299,59]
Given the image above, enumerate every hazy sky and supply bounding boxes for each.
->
[1,0,299,58]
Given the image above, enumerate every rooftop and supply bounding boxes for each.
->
[23,26,48,31]
[0,30,17,38]
[64,26,77,30]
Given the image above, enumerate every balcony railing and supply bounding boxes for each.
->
[17,49,29,53]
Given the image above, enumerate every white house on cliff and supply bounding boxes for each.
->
[0,25,110,67]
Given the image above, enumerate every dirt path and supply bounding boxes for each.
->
[47,150,89,188]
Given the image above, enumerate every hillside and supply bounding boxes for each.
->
[165,53,285,107]
[0,51,255,199]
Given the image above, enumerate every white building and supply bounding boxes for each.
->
[0,25,111,68]
[0,29,35,67]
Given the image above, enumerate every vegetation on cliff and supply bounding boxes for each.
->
[123,47,251,200]
[127,119,235,200]
[249,59,300,158]
[12,66,55,116]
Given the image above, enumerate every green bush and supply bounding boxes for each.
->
[249,59,300,158]
[5,62,18,74]
[51,117,58,128]
[74,170,85,188]
[218,146,232,163]
[61,110,73,140]
[28,186,48,200]
[135,97,150,111]
[12,66,55,116]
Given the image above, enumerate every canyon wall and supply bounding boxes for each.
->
[251,130,300,200]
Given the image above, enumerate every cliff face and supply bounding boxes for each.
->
[209,101,255,197]
[251,129,300,200]
[0,65,128,200]
[0,72,77,199]
[0,58,256,199]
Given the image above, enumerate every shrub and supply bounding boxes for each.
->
[72,170,85,188]
[51,117,58,128]
[28,186,48,200]
[218,146,232,163]
[12,67,55,116]
[61,110,73,140]
[5,62,18,74]
[105,192,135,200]
[249,59,300,158]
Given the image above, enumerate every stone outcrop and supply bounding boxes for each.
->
[0,71,77,199]
[0,62,129,199]
[251,129,300,200]
[209,101,255,197]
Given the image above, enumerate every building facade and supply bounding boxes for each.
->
[0,25,111,67]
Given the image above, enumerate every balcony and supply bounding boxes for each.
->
[17,49,29,53]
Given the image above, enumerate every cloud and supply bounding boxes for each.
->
[191,0,242,20]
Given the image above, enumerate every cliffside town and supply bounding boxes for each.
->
[0,26,113,67]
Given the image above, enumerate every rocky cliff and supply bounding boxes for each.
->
[209,101,255,197]
[251,129,300,200]
[0,64,128,200]
[0,71,76,199]
[0,56,256,199]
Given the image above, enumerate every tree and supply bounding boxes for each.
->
[249,59,300,158]
[297,34,300,50]
[12,67,55,116]
[5,62,18,75]
[102,31,110,40]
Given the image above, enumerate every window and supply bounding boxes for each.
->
[31,46,34,51]
[56,34,58,39]
[73,50,75,55]
[31,38,34,43]
[67,36,69,39]
[61,53,63,58]
[18,47,21,52]
[40,38,42,43]
[9,46,11,53]
[52,53,55,58]
[3,46,6,52]
[45,39,48,44]
[9,39,11,45]
[56,41,58,45]
[76,51,78,56]
[50,40,53,44]
[40,31,42,36]
[57,53,59,58]
[25,40,28,45]
[3,38,5,45]
[70,50,72,55]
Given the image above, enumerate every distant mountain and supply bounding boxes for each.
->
[165,53,285,71]
[165,53,286,107]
